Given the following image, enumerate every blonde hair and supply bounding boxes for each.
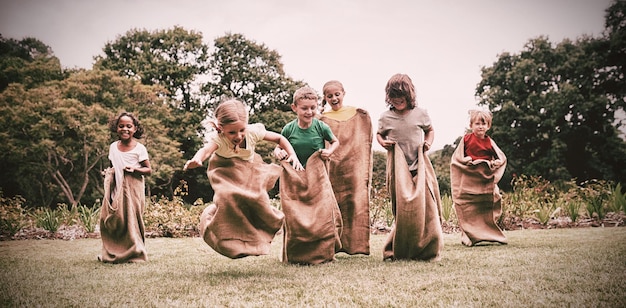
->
[292,86,319,105]
[468,109,493,127]
[385,73,416,109]
[211,98,248,131]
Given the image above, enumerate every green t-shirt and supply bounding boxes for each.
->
[281,118,335,166]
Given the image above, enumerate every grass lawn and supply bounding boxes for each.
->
[1,227,625,307]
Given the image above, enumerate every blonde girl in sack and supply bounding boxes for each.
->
[184,98,302,258]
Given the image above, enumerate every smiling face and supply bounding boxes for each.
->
[323,84,345,111]
[389,97,409,113]
[116,115,137,142]
[220,120,247,147]
[292,98,318,128]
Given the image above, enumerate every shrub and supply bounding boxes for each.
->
[55,203,78,226]
[31,207,62,232]
[579,179,610,220]
[502,176,592,226]
[557,183,583,223]
[440,194,454,223]
[563,200,582,222]
[78,202,101,233]
[0,193,28,237]
[144,196,205,237]
[506,175,556,218]
[369,187,393,228]
[608,183,626,214]
[534,201,557,225]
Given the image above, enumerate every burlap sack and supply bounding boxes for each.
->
[383,144,443,261]
[199,153,284,258]
[320,109,372,255]
[99,168,148,263]
[450,137,507,246]
[280,151,343,265]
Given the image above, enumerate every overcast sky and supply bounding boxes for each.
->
[0,0,613,151]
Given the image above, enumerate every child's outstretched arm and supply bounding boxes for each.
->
[265,131,304,171]
[183,142,218,171]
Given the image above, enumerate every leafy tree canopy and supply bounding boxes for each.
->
[476,2,626,186]
[94,26,210,112]
[204,33,306,114]
[0,35,65,92]
[0,69,181,207]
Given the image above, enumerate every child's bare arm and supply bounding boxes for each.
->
[265,131,304,171]
[377,133,395,150]
[424,128,435,151]
[184,142,218,171]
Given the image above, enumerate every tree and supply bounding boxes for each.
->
[204,33,305,114]
[94,26,212,199]
[0,35,65,92]
[476,33,626,185]
[603,0,626,99]
[0,69,180,207]
[94,26,209,112]
[429,138,459,195]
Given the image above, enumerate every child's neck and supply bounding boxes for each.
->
[232,139,246,152]
[117,138,136,151]
[392,108,408,115]
[473,133,487,139]
[120,138,135,145]
[297,119,312,129]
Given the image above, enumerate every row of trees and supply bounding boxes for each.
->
[0,29,305,207]
[1,1,625,208]
[474,0,626,189]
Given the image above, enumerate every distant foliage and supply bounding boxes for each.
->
[143,181,206,237]
[477,28,626,186]
[0,192,28,237]
[501,175,624,226]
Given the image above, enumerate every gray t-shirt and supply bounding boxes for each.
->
[377,107,432,171]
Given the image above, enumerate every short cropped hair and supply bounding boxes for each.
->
[468,109,493,127]
[293,86,319,105]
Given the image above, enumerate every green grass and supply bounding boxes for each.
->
[1,228,625,307]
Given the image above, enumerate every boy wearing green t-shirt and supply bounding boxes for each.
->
[274,86,339,167]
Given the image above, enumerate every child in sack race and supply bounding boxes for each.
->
[184,98,303,259]
[450,109,507,246]
[99,111,152,263]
